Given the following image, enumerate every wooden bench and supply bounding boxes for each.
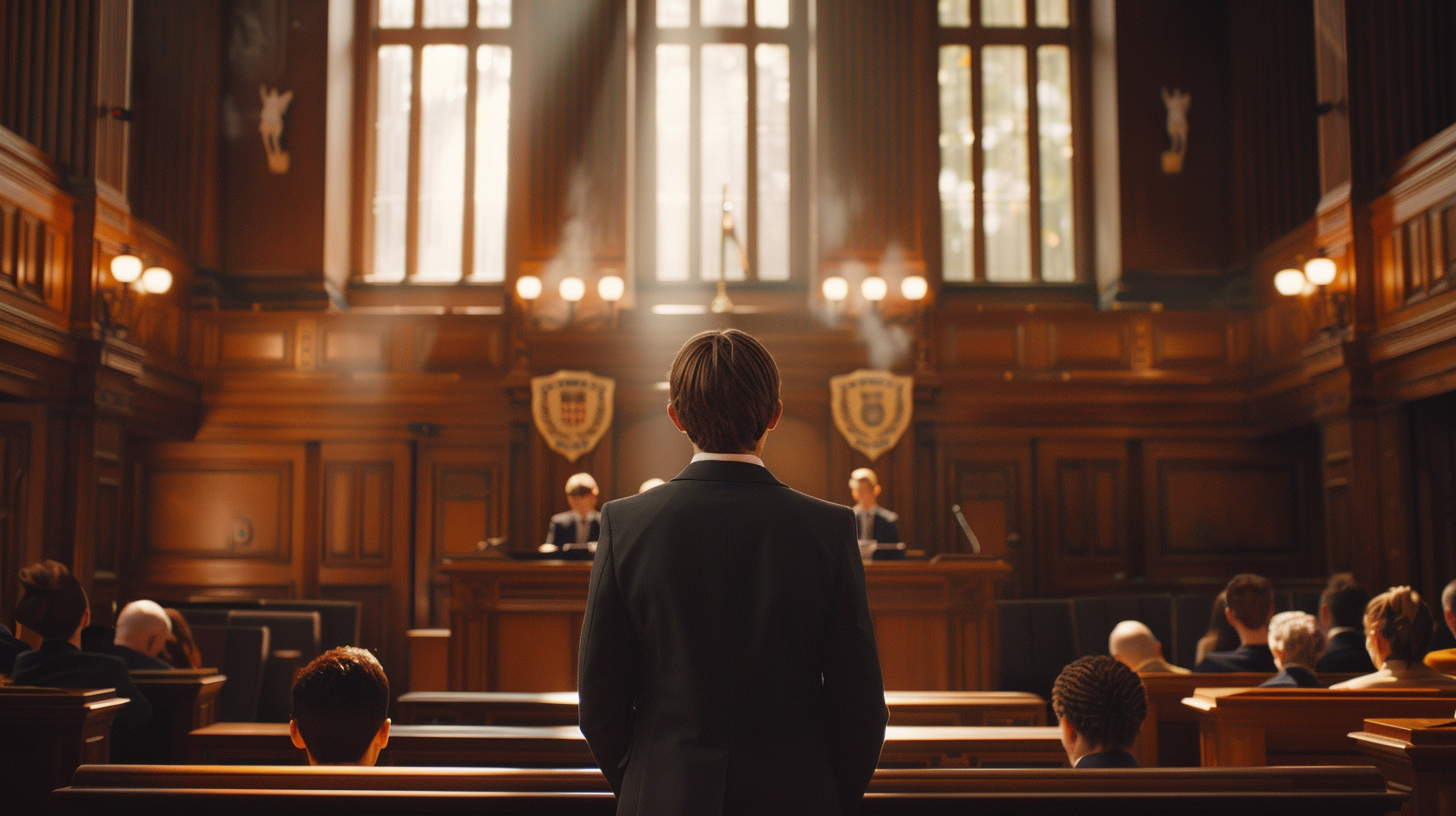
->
[1185,686,1456,766]
[0,687,129,814]
[129,669,226,762]
[393,690,1046,727]
[1134,671,1359,766]
[53,764,1402,815]
[186,723,1068,768]
[1350,717,1456,816]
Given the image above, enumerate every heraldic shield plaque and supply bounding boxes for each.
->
[830,369,913,461]
[532,370,615,462]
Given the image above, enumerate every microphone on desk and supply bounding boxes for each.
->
[951,504,981,554]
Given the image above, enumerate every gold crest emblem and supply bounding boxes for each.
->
[532,370,615,462]
[830,369,913,461]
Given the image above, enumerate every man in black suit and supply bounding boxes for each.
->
[1194,574,1278,673]
[579,329,888,815]
[545,472,601,551]
[849,468,901,544]
[10,561,153,754]
[1052,655,1146,768]
[81,600,173,670]
[0,621,29,676]
[1315,575,1377,674]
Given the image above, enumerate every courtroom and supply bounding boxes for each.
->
[1,0,1455,813]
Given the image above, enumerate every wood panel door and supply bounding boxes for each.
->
[415,444,509,627]
[1035,440,1132,595]
[318,442,412,686]
[940,441,1035,597]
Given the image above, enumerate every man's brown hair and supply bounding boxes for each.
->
[1224,573,1274,630]
[668,329,780,454]
[291,647,390,764]
[15,560,87,642]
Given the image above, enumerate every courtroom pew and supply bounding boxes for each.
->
[393,689,1046,727]
[1185,686,1456,766]
[1133,671,1360,766]
[1350,717,1456,816]
[186,723,1068,768]
[0,687,129,814]
[128,669,226,762]
[53,764,1402,815]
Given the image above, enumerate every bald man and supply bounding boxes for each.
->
[1108,620,1188,674]
[87,600,172,670]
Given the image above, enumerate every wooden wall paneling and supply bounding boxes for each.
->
[940,440,1035,597]
[130,441,308,597]
[1035,439,1131,595]
[1411,391,1456,604]
[0,0,100,181]
[317,441,411,688]
[415,444,508,627]
[612,407,694,505]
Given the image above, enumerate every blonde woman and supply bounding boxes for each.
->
[1331,586,1456,689]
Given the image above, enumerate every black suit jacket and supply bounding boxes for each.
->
[1261,665,1322,688]
[1194,643,1276,673]
[854,506,901,545]
[548,511,600,549]
[578,460,888,815]
[0,622,29,675]
[81,624,171,670]
[1316,629,1377,674]
[10,640,154,756]
[1075,749,1140,768]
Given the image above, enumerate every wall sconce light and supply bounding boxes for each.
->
[560,276,585,325]
[1274,254,1347,336]
[598,274,624,327]
[822,276,849,304]
[861,276,888,306]
[901,275,929,371]
[99,251,170,339]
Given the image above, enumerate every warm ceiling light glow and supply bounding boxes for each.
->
[515,275,543,300]
[901,275,929,301]
[1304,257,1337,286]
[110,254,143,283]
[141,266,173,294]
[597,275,625,302]
[861,276,888,302]
[1273,268,1306,297]
[559,276,586,302]
[821,276,849,302]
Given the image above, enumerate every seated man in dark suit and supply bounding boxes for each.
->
[0,621,29,676]
[579,329,888,815]
[1316,575,1376,674]
[10,561,153,749]
[849,468,900,544]
[1194,573,1277,673]
[1052,655,1146,768]
[1424,579,1456,675]
[81,600,172,670]
[288,647,391,766]
[1262,611,1324,687]
[544,472,600,552]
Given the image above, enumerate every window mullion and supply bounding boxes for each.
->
[405,43,424,282]
[1026,44,1043,282]
[745,37,759,281]
[461,43,479,282]
[689,44,702,281]
[970,45,986,283]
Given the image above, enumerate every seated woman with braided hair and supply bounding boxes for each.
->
[1051,655,1148,768]
[1332,586,1456,689]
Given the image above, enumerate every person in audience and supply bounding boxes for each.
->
[1194,592,1240,666]
[1195,575,1277,673]
[83,600,172,670]
[579,329,887,814]
[1422,580,1456,674]
[162,607,203,669]
[1051,655,1147,768]
[1316,574,1377,674]
[1262,611,1325,687]
[1109,620,1188,674]
[9,561,153,740]
[849,468,901,544]
[289,646,391,766]
[544,472,600,552]
[1333,586,1456,689]
[0,620,29,676]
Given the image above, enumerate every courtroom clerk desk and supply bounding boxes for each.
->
[440,555,1010,692]
[1351,717,1456,816]
[187,723,1066,768]
[395,690,1046,727]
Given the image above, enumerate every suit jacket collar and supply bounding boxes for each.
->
[672,459,785,487]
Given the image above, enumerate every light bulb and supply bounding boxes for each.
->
[141,266,173,294]
[901,275,929,301]
[821,276,849,302]
[110,254,143,283]
[861,276,888,302]
[559,276,586,302]
[1304,257,1337,286]
[1273,268,1306,297]
[515,275,543,300]
[597,275,625,302]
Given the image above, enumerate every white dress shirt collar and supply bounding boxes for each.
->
[690,452,766,467]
